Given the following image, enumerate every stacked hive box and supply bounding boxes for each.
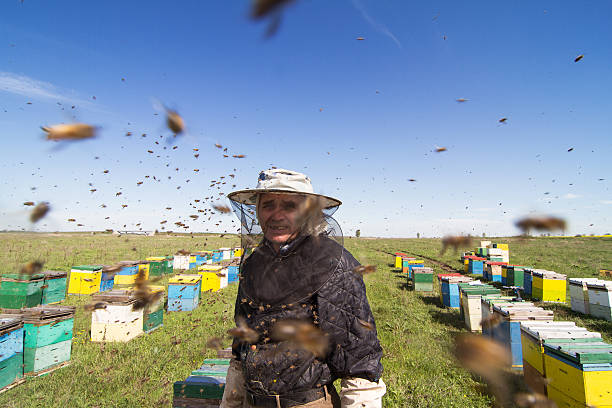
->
[146,257,166,278]
[137,261,150,280]
[406,260,424,279]
[68,265,103,295]
[569,278,600,315]
[401,257,415,274]
[0,315,24,391]
[506,265,528,287]
[212,251,223,263]
[467,257,486,276]
[440,276,473,308]
[436,273,462,302]
[220,248,232,261]
[523,268,535,297]
[168,275,201,312]
[463,255,477,273]
[487,247,505,263]
[544,339,612,407]
[532,271,567,302]
[90,287,165,342]
[41,271,67,304]
[197,265,228,293]
[173,255,190,272]
[114,261,139,285]
[480,296,523,336]
[0,273,44,309]
[218,259,240,284]
[493,243,510,263]
[520,321,602,396]
[459,283,501,332]
[411,267,434,292]
[484,262,507,282]
[394,253,405,269]
[490,304,554,370]
[586,280,612,321]
[18,306,75,376]
[173,358,229,407]
[164,256,174,275]
[189,255,197,270]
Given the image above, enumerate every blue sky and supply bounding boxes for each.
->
[0,0,610,237]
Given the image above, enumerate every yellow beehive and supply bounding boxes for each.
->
[395,256,402,268]
[464,259,469,273]
[68,269,102,295]
[544,353,612,407]
[114,275,137,285]
[138,263,149,280]
[496,243,509,251]
[197,265,223,292]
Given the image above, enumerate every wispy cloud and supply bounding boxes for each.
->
[564,193,581,199]
[350,0,402,48]
[0,72,91,106]
[601,200,612,205]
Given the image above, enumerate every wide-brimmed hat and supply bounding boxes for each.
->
[227,168,341,209]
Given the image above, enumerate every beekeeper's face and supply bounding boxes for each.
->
[257,193,304,248]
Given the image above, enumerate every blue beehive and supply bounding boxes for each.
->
[168,275,201,312]
[100,268,115,292]
[227,266,239,284]
[212,251,223,263]
[0,315,24,390]
[468,258,486,276]
[441,276,473,308]
[524,269,533,296]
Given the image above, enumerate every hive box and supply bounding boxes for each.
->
[491,304,554,370]
[406,260,424,279]
[459,283,501,332]
[532,271,567,303]
[68,265,103,295]
[544,340,612,408]
[401,257,416,274]
[137,262,150,280]
[220,248,232,261]
[145,257,166,278]
[114,261,139,286]
[197,265,228,292]
[164,256,174,275]
[173,255,190,271]
[484,262,507,283]
[569,278,600,315]
[506,265,528,287]
[41,271,67,305]
[440,276,472,308]
[586,280,612,321]
[173,358,229,407]
[211,251,223,263]
[233,248,243,259]
[90,287,164,342]
[168,275,201,312]
[411,267,434,292]
[436,273,463,303]
[12,306,75,376]
[480,296,522,337]
[0,315,24,390]
[0,273,44,309]
[218,260,240,284]
[468,258,486,276]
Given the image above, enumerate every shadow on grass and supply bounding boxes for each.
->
[429,308,465,330]
[420,294,443,308]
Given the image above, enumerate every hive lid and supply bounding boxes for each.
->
[441,276,473,283]
[412,267,433,273]
[7,305,76,322]
[520,321,579,330]
[169,274,202,284]
[586,280,612,289]
[0,314,22,333]
[92,289,136,303]
[486,261,508,266]
[146,257,166,261]
[71,265,103,271]
[42,270,68,278]
[198,265,223,271]
[568,277,600,285]
[544,342,612,364]
[201,358,231,366]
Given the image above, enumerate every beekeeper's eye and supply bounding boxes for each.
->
[282,201,297,211]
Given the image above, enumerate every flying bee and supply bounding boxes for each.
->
[232,154,246,158]
[189,215,199,220]
[20,260,43,276]
[160,220,167,224]
[212,204,232,214]
[357,319,374,331]
[228,316,259,343]
[67,218,76,222]
[440,235,472,255]
[103,170,109,174]
[23,201,35,206]
[137,181,143,185]
[206,337,225,351]
[480,314,503,331]
[215,144,222,149]
[456,98,468,103]
[574,54,584,62]
[42,123,97,141]
[30,202,50,223]
[435,147,447,153]
[515,215,566,234]
[356,37,365,41]
[165,108,185,134]
[271,319,328,358]
[498,117,508,123]
[353,265,376,276]
[121,205,128,208]
[83,302,108,311]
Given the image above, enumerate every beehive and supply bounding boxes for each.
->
[146,257,166,278]
[586,280,612,321]
[168,275,201,312]
[197,265,228,292]
[41,271,67,305]
[480,296,521,336]
[401,257,415,274]
[484,261,507,283]
[440,275,473,308]
[532,270,567,302]
[491,304,554,369]
[17,306,75,375]
[220,248,232,261]
[0,315,24,390]
[459,283,501,332]
[99,267,115,292]
[394,254,403,269]
[173,255,190,271]
[406,260,424,279]
[68,265,103,295]
[523,268,534,296]
[569,278,600,315]
[468,257,486,276]
[137,261,150,280]
[544,340,612,407]
[212,251,223,263]
[411,267,434,292]
[0,273,44,309]
[233,248,243,259]
[173,358,229,407]
[189,255,197,270]
[480,240,492,248]
[90,289,164,342]
[114,261,139,286]
[436,273,462,301]
[218,259,240,284]
[506,265,528,287]
[164,256,174,275]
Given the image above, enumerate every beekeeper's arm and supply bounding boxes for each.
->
[220,359,246,408]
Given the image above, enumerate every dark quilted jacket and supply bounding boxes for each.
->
[232,235,383,396]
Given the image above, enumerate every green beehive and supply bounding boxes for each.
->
[164,256,173,275]
[412,267,434,292]
[0,273,44,309]
[145,257,165,277]
[41,271,67,304]
[173,358,229,406]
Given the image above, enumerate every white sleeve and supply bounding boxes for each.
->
[220,359,246,408]
[340,377,386,408]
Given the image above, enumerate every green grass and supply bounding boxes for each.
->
[0,234,610,407]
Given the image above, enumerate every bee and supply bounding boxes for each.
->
[232,154,246,158]
[194,154,200,158]
[215,144,222,149]
[77,223,84,226]
[116,192,122,196]
[251,0,295,19]
[356,37,365,41]
[567,147,574,152]
[83,302,108,311]
[23,201,35,206]
[189,215,199,220]
[90,189,97,192]
[136,181,143,185]
[166,109,185,134]
[176,249,190,255]
[515,216,566,234]
[147,150,153,154]
[435,147,447,153]
[193,169,199,172]
[352,265,376,276]
[271,319,328,358]
[498,117,508,123]
[193,148,199,151]
[228,316,259,343]
[103,170,109,174]
[172,146,178,150]
[67,218,76,222]
[160,220,167,224]
[455,98,468,103]
[574,54,584,62]
[30,202,50,223]
[408,179,416,182]
[121,205,128,208]
[42,123,96,141]
[206,337,225,350]
[357,319,374,331]
[212,204,232,214]
[480,314,503,331]
[440,235,472,255]
[20,260,43,276]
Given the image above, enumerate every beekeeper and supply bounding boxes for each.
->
[221,169,385,408]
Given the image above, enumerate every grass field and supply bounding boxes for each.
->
[0,233,611,407]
